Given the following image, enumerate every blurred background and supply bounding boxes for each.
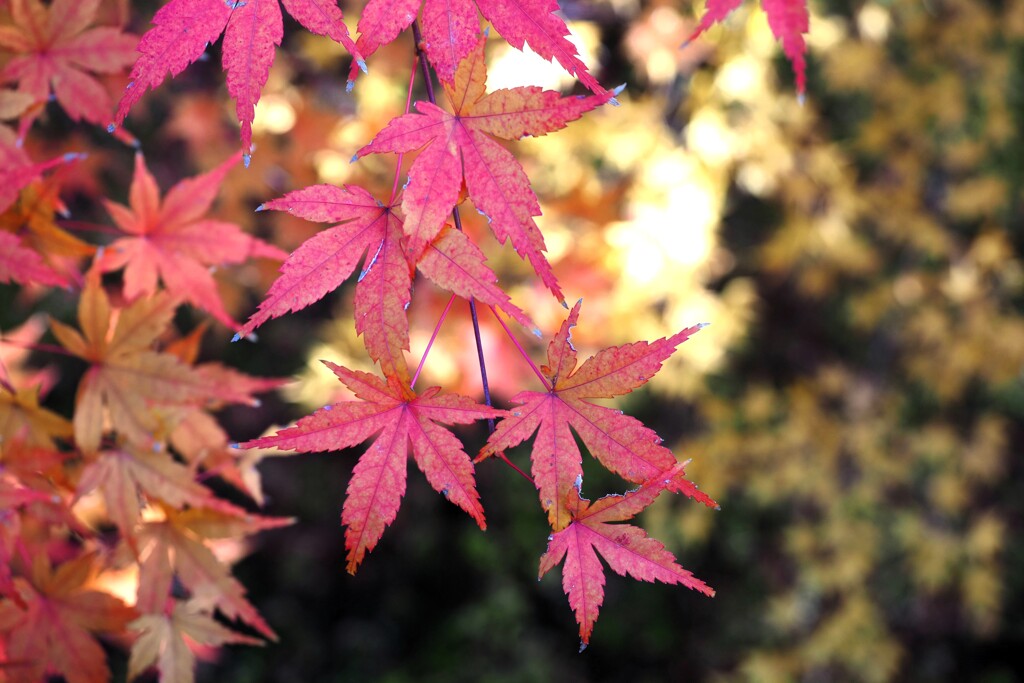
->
[4,0,1024,680]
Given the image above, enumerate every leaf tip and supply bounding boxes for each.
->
[346,79,355,93]
[532,327,543,338]
[243,153,252,169]
[106,123,116,133]
[255,203,266,212]
[230,442,241,449]
[579,641,588,654]
[697,321,711,329]
[231,333,242,342]
[357,59,367,74]
[350,153,359,164]
[62,152,87,163]
[610,83,627,106]
[798,92,807,107]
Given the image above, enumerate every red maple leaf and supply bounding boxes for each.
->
[113,0,364,163]
[356,37,617,300]
[0,0,138,125]
[479,300,713,529]
[97,151,286,328]
[539,463,715,649]
[351,0,603,91]
[238,184,534,381]
[688,0,809,96]
[237,184,414,382]
[242,362,504,573]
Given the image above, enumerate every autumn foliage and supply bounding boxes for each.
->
[7,0,1020,680]
[0,0,811,677]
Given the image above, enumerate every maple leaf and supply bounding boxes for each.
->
[136,503,291,640]
[688,0,809,96]
[0,0,138,125]
[97,151,286,328]
[538,464,715,649]
[479,300,713,529]
[0,552,136,683]
[49,270,268,453]
[356,37,617,300]
[242,362,504,573]
[237,184,414,383]
[113,0,363,163]
[240,184,536,375]
[128,598,262,683]
[351,0,603,92]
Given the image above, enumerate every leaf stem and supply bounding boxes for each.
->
[489,305,551,391]
[411,21,437,107]
[494,450,534,485]
[408,21,530,487]
[411,293,456,390]
[410,21,497,428]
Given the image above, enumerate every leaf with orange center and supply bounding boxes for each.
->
[538,464,715,650]
[0,0,138,125]
[48,271,269,453]
[0,552,136,683]
[0,125,83,217]
[97,152,286,328]
[479,301,713,529]
[242,362,504,573]
[356,37,618,301]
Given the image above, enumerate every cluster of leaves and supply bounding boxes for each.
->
[2,4,294,679]
[0,0,824,679]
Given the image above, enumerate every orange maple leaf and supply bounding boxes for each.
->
[49,270,270,453]
[135,503,291,640]
[128,598,262,683]
[76,443,214,537]
[0,552,136,683]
